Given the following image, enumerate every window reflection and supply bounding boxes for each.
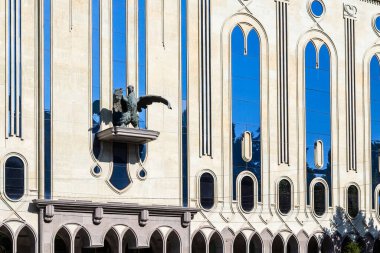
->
[347,185,359,218]
[305,41,332,207]
[231,25,261,202]
[278,179,291,214]
[5,156,24,200]
[200,173,214,209]
[313,182,326,216]
[370,55,380,209]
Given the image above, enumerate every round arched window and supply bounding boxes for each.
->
[278,179,291,214]
[200,173,214,210]
[4,157,25,200]
[313,182,326,216]
[347,185,359,218]
[240,176,254,212]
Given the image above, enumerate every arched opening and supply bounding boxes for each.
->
[167,231,181,253]
[321,236,333,253]
[347,185,359,218]
[191,232,206,253]
[149,230,163,253]
[231,24,262,204]
[209,232,223,253]
[4,156,25,200]
[74,228,91,252]
[313,182,326,216]
[54,227,70,253]
[307,236,318,253]
[249,234,263,253]
[200,172,215,209]
[240,176,255,212]
[341,236,352,253]
[0,226,12,253]
[287,235,298,253]
[98,229,118,253]
[122,229,138,253]
[272,235,284,253]
[233,233,246,253]
[373,239,380,253]
[278,179,292,214]
[16,226,35,253]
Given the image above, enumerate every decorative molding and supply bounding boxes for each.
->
[344,7,357,172]
[199,0,212,156]
[276,0,289,165]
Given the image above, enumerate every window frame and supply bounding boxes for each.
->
[310,178,329,218]
[3,153,26,202]
[276,177,293,216]
[346,184,360,219]
[198,170,217,211]
[236,171,258,213]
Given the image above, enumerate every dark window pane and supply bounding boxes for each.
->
[278,179,291,214]
[313,182,326,216]
[200,173,214,209]
[347,185,359,218]
[240,176,254,212]
[5,157,24,200]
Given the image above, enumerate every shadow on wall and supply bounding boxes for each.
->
[322,206,379,253]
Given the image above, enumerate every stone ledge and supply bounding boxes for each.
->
[96,126,160,144]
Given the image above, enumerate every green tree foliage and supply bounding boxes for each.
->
[342,241,361,253]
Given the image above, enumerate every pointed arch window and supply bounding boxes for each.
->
[231,25,261,203]
[305,40,332,208]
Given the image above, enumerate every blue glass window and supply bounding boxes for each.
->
[110,143,131,191]
[305,41,332,207]
[370,55,380,208]
[278,179,291,214]
[181,0,188,207]
[231,26,261,202]
[44,0,52,199]
[375,16,380,32]
[347,185,359,218]
[311,0,324,17]
[4,157,24,200]
[240,176,254,212]
[200,173,214,209]
[313,182,326,216]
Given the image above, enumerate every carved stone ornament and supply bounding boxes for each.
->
[139,209,149,227]
[93,207,103,225]
[343,4,357,19]
[182,211,192,228]
[44,204,54,223]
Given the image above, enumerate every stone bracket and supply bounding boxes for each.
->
[93,207,103,225]
[139,210,149,227]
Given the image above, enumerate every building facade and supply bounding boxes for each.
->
[2,0,380,252]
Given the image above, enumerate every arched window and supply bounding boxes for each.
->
[199,172,214,209]
[305,41,332,208]
[231,25,261,202]
[278,179,291,214]
[347,185,359,218]
[313,182,326,216]
[240,175,255,212]
[4,156,25,200]
[370,55,380,210]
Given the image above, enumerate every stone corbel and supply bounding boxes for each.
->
[182,212,192,227]
[93,207,103,225]
[139,210,149,227]
[44,204,54,223]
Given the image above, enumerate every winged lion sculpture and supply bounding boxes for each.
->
[113,85,172,128]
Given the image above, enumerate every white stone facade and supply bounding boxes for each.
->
[1,0,380,252]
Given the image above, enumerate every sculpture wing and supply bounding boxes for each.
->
[137,95,172,112]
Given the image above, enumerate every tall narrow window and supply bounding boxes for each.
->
[240,176,254,212]
[199,172,214,209]
[7,0,22,137]
[231,26,261,202]
[305,41,332,207]
[4,156,25,200]
[181,0,188,207]
[110,0,131,191]
[370,55,380,209]
[278,179,291,214]
[347,185,359,218]
[44,0,52,199]
[313,182,326,216]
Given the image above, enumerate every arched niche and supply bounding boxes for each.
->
[74,228,91,252]
[287,235,299,253]
[16,226,36,253]
[191,231,206,253]
[209,232,223,253]
[272,235,284,253]
[233,233,246,253]
[307,236,319,253]
[167,230,181,253]
[149,230,163,253]
[0,226,13,253]
[249,233,263,253]
[321,235,333,253]
[54,227,71,253]
[123,229,138,253]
